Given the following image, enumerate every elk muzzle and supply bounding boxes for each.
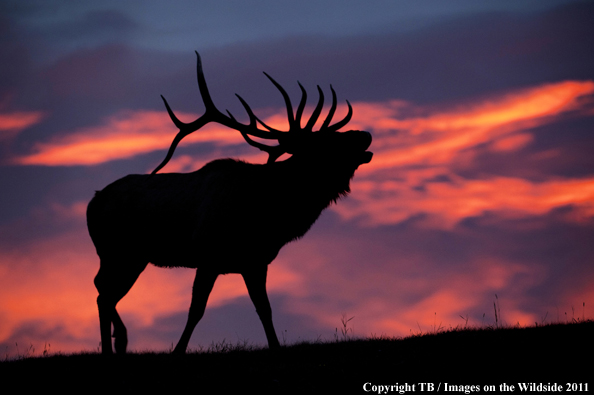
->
[352,130,373,165]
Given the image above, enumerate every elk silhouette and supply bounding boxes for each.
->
[87,52,373,354]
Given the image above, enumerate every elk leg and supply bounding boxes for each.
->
[173,269,218,354]
[94,259,147,354]
[242,266,281,349]
[96,294,114,355]
[111,309,127,354]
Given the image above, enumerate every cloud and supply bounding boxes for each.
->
[269,228,560,339]
[11,101,342,168]
[0,198,305,353]
[332,80,594,228]
[337,176,594,229]
[15,80,594,169]
[0,111,45,141]
[13,79,594,233]
[353,80,594,171]
[14,110,246,166]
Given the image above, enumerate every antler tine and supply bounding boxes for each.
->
[233,93,289,159]
[234,93,284,135]
[151,103,211,175]
[161,94,190,130]
[239,130,286,164]
[320,85,337,132]
[263,72,297,130]
[232,96,286,160]
[234,95,256,126]
[195,51,217,113]
[164,51,222,128]
[304,86,324,132]
[326,100,353,133]
[154,52,354,174]
[153,52,289,174]
[294,82,307,130]
[152,52,223,174]
[225,100,287,164]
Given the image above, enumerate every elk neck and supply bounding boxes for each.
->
[268,154,356,207]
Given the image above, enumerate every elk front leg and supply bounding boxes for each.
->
[173,269,218,354]
[95,259,147,354]
[96,294,114,354]
[242,266,281,349]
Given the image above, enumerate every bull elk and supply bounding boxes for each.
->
[87,52,373,354]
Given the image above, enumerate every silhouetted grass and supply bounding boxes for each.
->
[1,321,591,392]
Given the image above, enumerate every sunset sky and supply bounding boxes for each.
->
[1,0,594,355]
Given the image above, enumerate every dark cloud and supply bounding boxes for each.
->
[452,113,594,181]
[177,1,594,108]
[298,205,594,324]
[136,0,583,128]
[0,16,35,99]
[0,320,97,358]
[62,10,137,38]
[5,2,593,147]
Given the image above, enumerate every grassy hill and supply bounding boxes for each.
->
[1,321,591,393]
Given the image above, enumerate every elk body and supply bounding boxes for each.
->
[87,52,372,354]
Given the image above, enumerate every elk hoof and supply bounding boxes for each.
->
[113,331,128,354]
[171,345,187,355]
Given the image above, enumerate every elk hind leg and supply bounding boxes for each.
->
[173,269,218,354]
[94,259,147,354]
[242,266,280,349]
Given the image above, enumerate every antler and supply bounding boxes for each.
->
[152,51,353,174]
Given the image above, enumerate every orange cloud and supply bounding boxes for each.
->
[336,175,594,228]
[276,235,550,340]
[0,111,45,141]
[490,133,533,152]
[330,80,594,228]
[0,200,304,353]
[15,80,594,170]
[15,111,246,166]
[354,80,594,172]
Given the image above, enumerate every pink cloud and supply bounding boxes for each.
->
[336,176,594,228]
[354,80,594,172]
[0,111,45,141]
[0,199,306,353]
[14,80,593,172]
[274,235,554,340]
[330,80,594,228]
[14,110,245,166]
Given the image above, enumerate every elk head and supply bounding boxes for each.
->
[152,51,372,175]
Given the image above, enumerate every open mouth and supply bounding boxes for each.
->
[360,132,373,164]
[360,151,373,164]
[354,131,373,165]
